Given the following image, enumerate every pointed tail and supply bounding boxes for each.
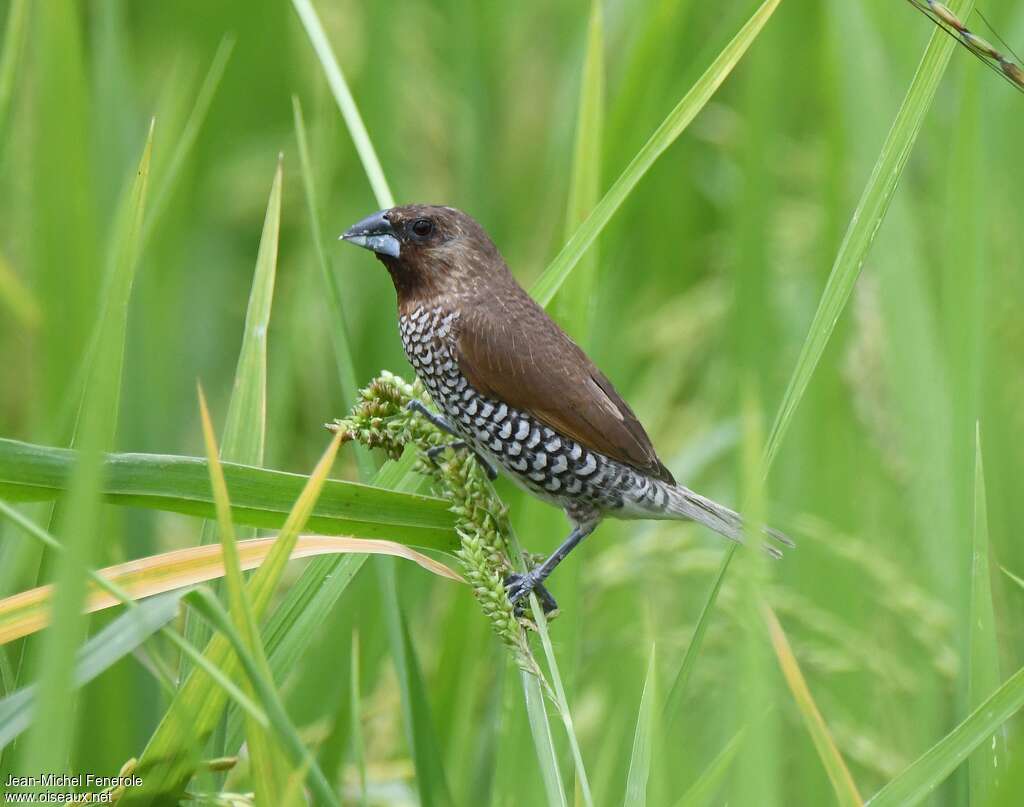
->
[662,484,794,558]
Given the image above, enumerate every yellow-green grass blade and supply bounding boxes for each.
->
[624,647,658,807]
[0,437,458,550]
[0,533,459,645]
[184,158,281,679]
[529,0,781,308]
[0,250,40,330]
[968,426,1006,802]
[762,0,975,469]
[199,386,289,802]
[550,0,604,340]
[866,662,1024,807]
[18,122,154,780]
[0,592,182,750]
[291,0,395,209]
[127,431,342,801]
[183,588,339,807]
[223,450,420,754]
[762,604,862,807]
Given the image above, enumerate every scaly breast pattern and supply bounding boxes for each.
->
[399,306,670,523]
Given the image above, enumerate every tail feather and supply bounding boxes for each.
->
[663,485,793,558]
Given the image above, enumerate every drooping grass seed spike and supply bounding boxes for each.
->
[906,0,1024,93]
[341,206,792,614]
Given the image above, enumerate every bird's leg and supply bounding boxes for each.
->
[505,522,596,615]
[406,400,498,480]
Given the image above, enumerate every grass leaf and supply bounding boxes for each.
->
[129,430,343,800]
[866,662,1024,807]
[291,0,395,209]
[671,727,745,807]
[183,588,340,807]
[529,0,781,308]
[522,669,569,807]
[967,425,1006,802]
[0,436,459,550]
[762,0,976,469]
[624,647,658,807]
[762,604,862,806]
[0,592,182,750]
[551,0,604,339]
[19,120,154,778]
[199,385,290,801]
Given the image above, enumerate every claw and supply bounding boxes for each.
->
[504,572,558,616]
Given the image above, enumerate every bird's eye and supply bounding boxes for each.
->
[411,218,434,238]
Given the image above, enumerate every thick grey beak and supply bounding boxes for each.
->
[340,210,401,258]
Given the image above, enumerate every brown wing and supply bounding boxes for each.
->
[454,295,676,484]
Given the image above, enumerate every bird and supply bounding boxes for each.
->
[340,204,791,613]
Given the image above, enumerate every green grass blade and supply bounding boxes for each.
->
[223,450,419,754]
[199,387,290,801]
[0,437,458,550]
[763,604,862,806]
[293,95,376,478]
[550,0,604,339]
[968,426,1005,802]
[378,559,454,807]
[142,35,234,243]
[0,0,26,148]
[624,647,657,807]
[18,122,154,779]
[350,631,369,807]
[184,156,282,675]
[866,662,1024,807]
[0,250,40,330]
[663,545,734,724]
[128,432,343,801]
[671,727,745,807]
[184,589,339,807]
[0,591,181,750]
[522,669,569,807]
[529,0,781,308]
[530,595,594,807]
[762,0,975,469]
[291,0,395,209]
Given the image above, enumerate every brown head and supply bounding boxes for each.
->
[340,204,512,312]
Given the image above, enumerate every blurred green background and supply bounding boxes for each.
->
[1,0,1023,804]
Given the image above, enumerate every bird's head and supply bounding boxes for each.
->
[340,204,505,308]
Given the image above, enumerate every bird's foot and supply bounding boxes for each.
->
[504,571,558,616]
[424,440,498,480]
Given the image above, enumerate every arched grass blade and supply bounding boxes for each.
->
[529,0,781,308]
[0,437,459,550]
[291,0,395,209]
[762,604,862,807]
[763,0,975,469]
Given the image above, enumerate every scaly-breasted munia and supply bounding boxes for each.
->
[342,205,790,612]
